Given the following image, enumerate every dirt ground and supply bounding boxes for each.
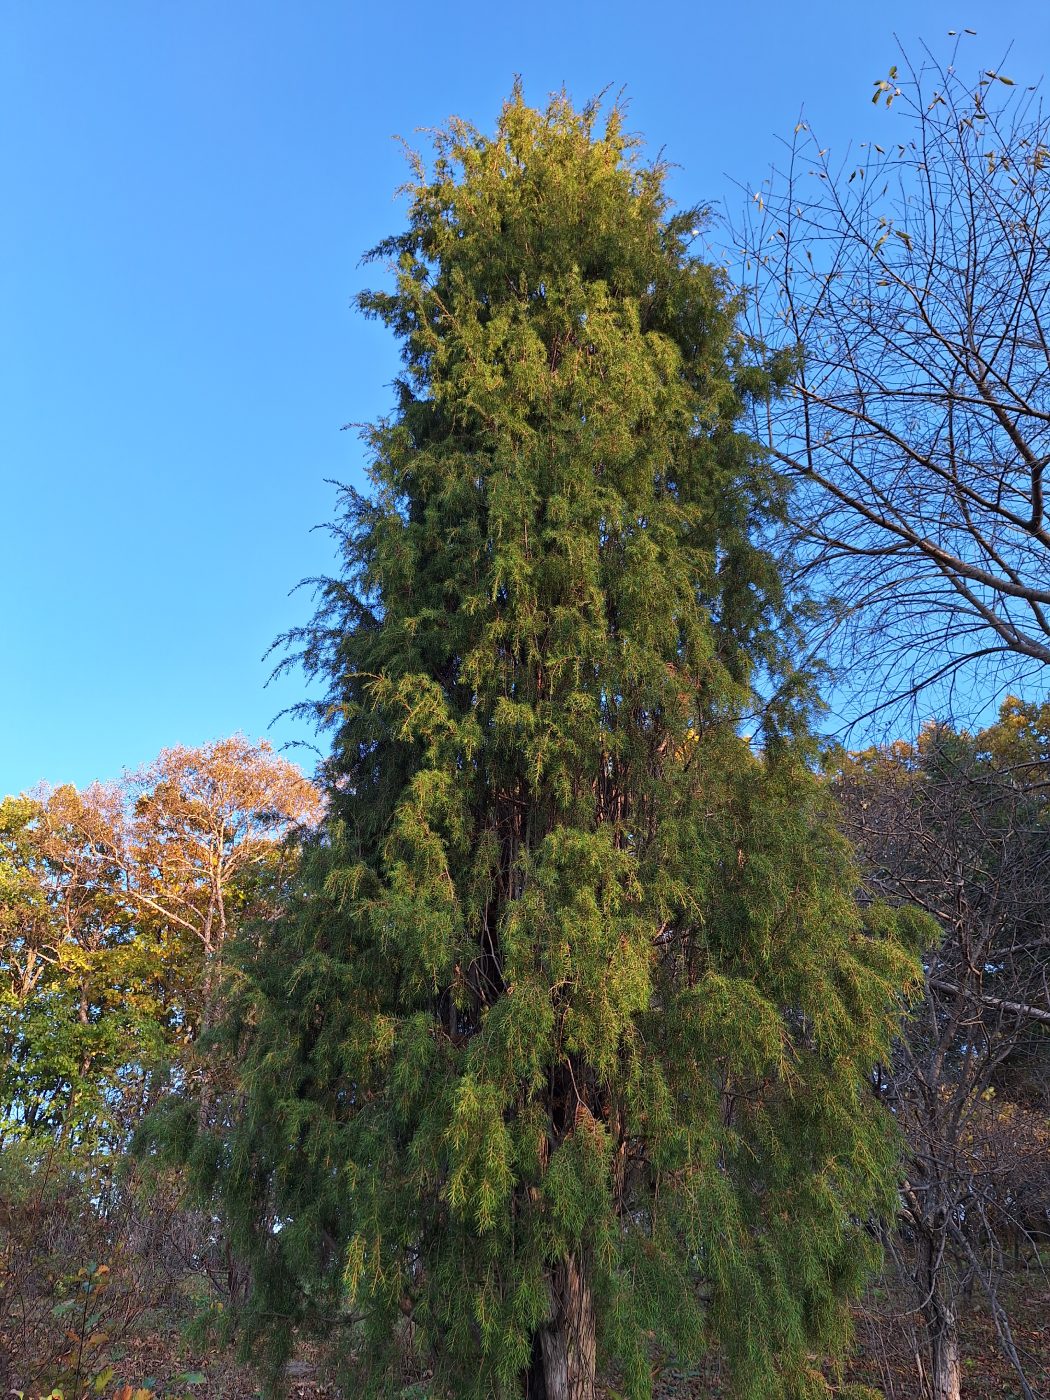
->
[11,1264,1049,1399]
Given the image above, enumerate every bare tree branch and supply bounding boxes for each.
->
[735,41,1050,725]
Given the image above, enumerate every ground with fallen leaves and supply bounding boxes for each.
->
[10,1263,1049,1399]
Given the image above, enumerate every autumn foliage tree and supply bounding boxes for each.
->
[0,737,320,1394]
[0,736,321,1148]
[0,783,142,1150]
[116,736,323,1039]
[181,91,918,1400]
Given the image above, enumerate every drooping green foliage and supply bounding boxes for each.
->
[181,91,917,1399]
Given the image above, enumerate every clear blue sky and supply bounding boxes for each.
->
[2,0,1044,794]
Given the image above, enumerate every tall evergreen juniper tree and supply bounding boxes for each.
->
[180,92,917,1399]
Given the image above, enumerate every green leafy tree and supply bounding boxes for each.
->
[173,91,916,1400]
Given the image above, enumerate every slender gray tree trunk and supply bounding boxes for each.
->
[921,1278,961,1400]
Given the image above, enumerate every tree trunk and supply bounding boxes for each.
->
[525,1255,596,1400]
[922,1294,961,1400]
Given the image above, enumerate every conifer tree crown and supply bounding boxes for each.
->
[186,91,916,1400]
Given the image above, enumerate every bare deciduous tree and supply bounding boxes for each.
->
[739,41,1050,722]
[833,702,1050,1400]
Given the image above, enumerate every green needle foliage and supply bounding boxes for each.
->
[171,90,917,1400]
